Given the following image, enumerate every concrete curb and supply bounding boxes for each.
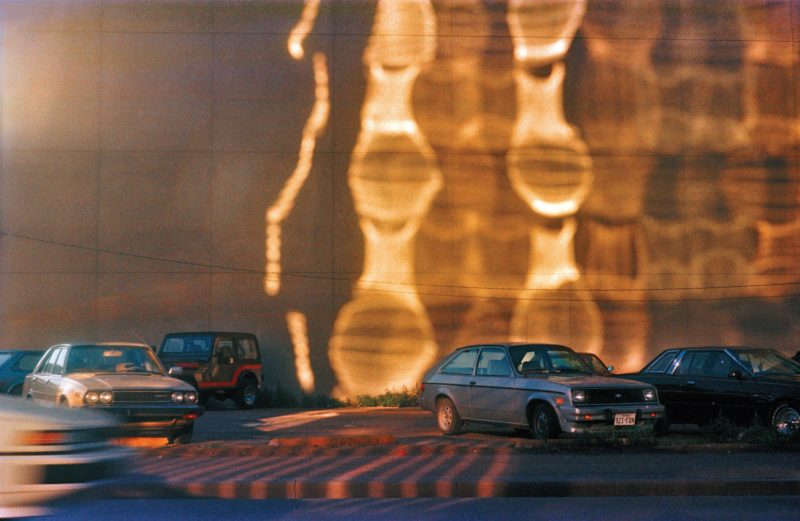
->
[92,476,800,500]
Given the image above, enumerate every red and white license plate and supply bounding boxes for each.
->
[613,413,636,426]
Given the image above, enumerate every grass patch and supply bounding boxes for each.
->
[573,426,658,449]
[700,416,800,447]
[353,386,420,408]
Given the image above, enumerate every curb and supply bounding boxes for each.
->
[92,476,800,500]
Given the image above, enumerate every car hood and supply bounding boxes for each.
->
[66,373,192,390]
[540,374,652,388]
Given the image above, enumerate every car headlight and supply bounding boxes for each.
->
[571,390,587,403]
[84,391,100,405]
[184,391,198,404]
[171,391,185,403]
[99,391,113,404]
[643,388,657,402]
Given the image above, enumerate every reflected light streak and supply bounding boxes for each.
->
[264,52,329,296]
[288,0,320,60]
[511,219,603,353]
[330,0,440,397]
[507,62,593,218]
[249,410,339,433]
[287,310,316,394]
[508,0,587,66]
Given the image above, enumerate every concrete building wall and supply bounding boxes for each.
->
[1,0,798,398]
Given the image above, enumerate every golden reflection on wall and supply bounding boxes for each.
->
[328,0,442,396]
[507,0,603,354]
[275,1,800,394]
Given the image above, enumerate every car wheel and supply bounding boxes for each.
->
[771,403,800,436]
[169,423,194,445]
[654,417,671,436]
[234,379,259,410]
[436,397,462,435]
[530,404,560,440]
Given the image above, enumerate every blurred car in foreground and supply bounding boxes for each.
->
[23,342,202,443]
[621,346,800,435]
[0,395,128,511]
[579,352,614,376]
[0,350,44,395]
[420,343,664,439]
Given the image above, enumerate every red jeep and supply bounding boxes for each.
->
[157,332,263,409]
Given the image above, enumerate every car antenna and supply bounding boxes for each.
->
[129,329,152,349]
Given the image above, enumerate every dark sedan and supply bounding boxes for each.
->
[622,346,800,435]
[0,350,44,395]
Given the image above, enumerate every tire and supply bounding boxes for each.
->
[234,379,259,410]
[654,417,671,436]
[530,403,560,440]
[771,403,800,436]
[436,397,462,435]
[169,423,194,445]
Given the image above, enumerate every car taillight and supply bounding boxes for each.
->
[20,430,71,446]
[419,383,425,392]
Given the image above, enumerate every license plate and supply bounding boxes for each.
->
[613,413,636,426]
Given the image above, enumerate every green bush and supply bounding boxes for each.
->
[700,415,800,446]
[574,426,657,449]
[354,386,420,408]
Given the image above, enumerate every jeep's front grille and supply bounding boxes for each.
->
[112,390,174,403]
[582,388,646,405]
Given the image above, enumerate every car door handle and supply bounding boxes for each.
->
[685,380,696,386]
[469,381,476,386]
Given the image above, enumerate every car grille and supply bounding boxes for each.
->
[112,390,174,403]
[582,388,646,405]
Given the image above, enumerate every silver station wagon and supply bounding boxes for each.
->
[420,343,665,439]
[23,342,202,444]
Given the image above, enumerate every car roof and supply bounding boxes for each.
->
[659,346,771,352]
[49,342,152,349]
[454,342,573,350]
[162,332,256,337]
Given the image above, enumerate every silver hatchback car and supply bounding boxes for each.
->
[420,343,665,438]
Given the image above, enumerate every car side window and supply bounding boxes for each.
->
[441,350,478,375]
[215,339,235,361]
[706,352,736,377]
[18,353,41,372]
[674,351,716,376]
[50,348,67,376]
[236,338,258,361]
[41,348,60,374]
[643,350,679,373]
[476,348,511,377]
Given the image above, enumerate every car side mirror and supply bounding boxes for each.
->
[168,366,184,377]
[728,370,743,380]
[607,365,614,373]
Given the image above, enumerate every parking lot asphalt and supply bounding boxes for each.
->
[88,407,800,500]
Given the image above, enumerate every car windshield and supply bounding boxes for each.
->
[66,345,165,375]
[160,334,213,357]
[510,345,590,375]
[732,349,800,377]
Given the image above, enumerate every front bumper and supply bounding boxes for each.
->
[86,404,203,436]
[559,403,665,434]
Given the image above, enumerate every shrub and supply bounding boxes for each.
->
[354,386,420,408]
